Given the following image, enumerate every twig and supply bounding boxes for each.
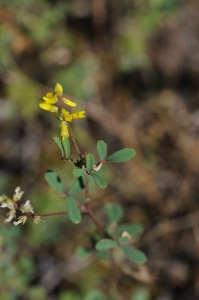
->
[32,212,68,217]
[85,204,106,236]
[68,126,83,158]
[85,172,90,201]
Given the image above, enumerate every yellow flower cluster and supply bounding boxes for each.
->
[39,83,86,140]
[0,187,41,225]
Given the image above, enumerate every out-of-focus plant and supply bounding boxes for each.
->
[0,225,46,300]
[0,83,147,297]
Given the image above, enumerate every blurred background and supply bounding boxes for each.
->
[1,0,199,299]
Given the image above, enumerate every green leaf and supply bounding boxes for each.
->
[62,138,70,158]
[73,169,86,177]
[91,171,107,189]
[53,137,64,157]
[103,203,124,223]
[107,148,136,163]
[45,170,63,193]
[121,245,147,264]
[68,176,86,195]
[118,236,129,243]
[76,247,90,258]
[86,153,95,171]
[95,239,117,251]
[66,196,81,224]
[97,140,107,160]
[118,223,143,236]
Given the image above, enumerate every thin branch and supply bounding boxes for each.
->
[68,126,83,158]
[85,173,90,200]
[83,169,105,235]
[85,204,106,236]
[32,212,68,217]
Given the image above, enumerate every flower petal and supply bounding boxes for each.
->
[20,200,34,214]
[71,110,86,119]
[60,121,69,140]
[13,216,28,226]
[13,186,24,202]
[61,109,73,122]
[39,103,58,112]
[55,83,63,95]
[33,216,43,224]
[43,93,57,104]
[62,98,77,107]
[0,195,14,209]
[5,209,16,222]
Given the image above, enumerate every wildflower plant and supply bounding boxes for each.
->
[0,83,147,267]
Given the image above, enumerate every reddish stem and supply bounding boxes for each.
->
[85,172,90,200]
[32,212,68,217]
[85,204,105,236]
[84,171,105,236]
[68,126,83,158]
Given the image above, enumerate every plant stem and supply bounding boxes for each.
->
[85,204,106,236]
[84,170,104,236]
[29,207,105,236]
[85,172,90,200]
[32,212,68,217]
[68,126,83,158]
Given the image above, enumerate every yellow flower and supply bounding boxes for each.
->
[39,92,58,112]
[55,83,76,107]
[59,109,86,140]
[60,121,69,140]
[62,98,77,107]
[39,83,76,112]
[43,92,56,104]
[39,84,86,141]
[71,110,86,119]
[39,103,58,112]
[54,83,63,95]
[61,109,73,122]
[61,109,86,122]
